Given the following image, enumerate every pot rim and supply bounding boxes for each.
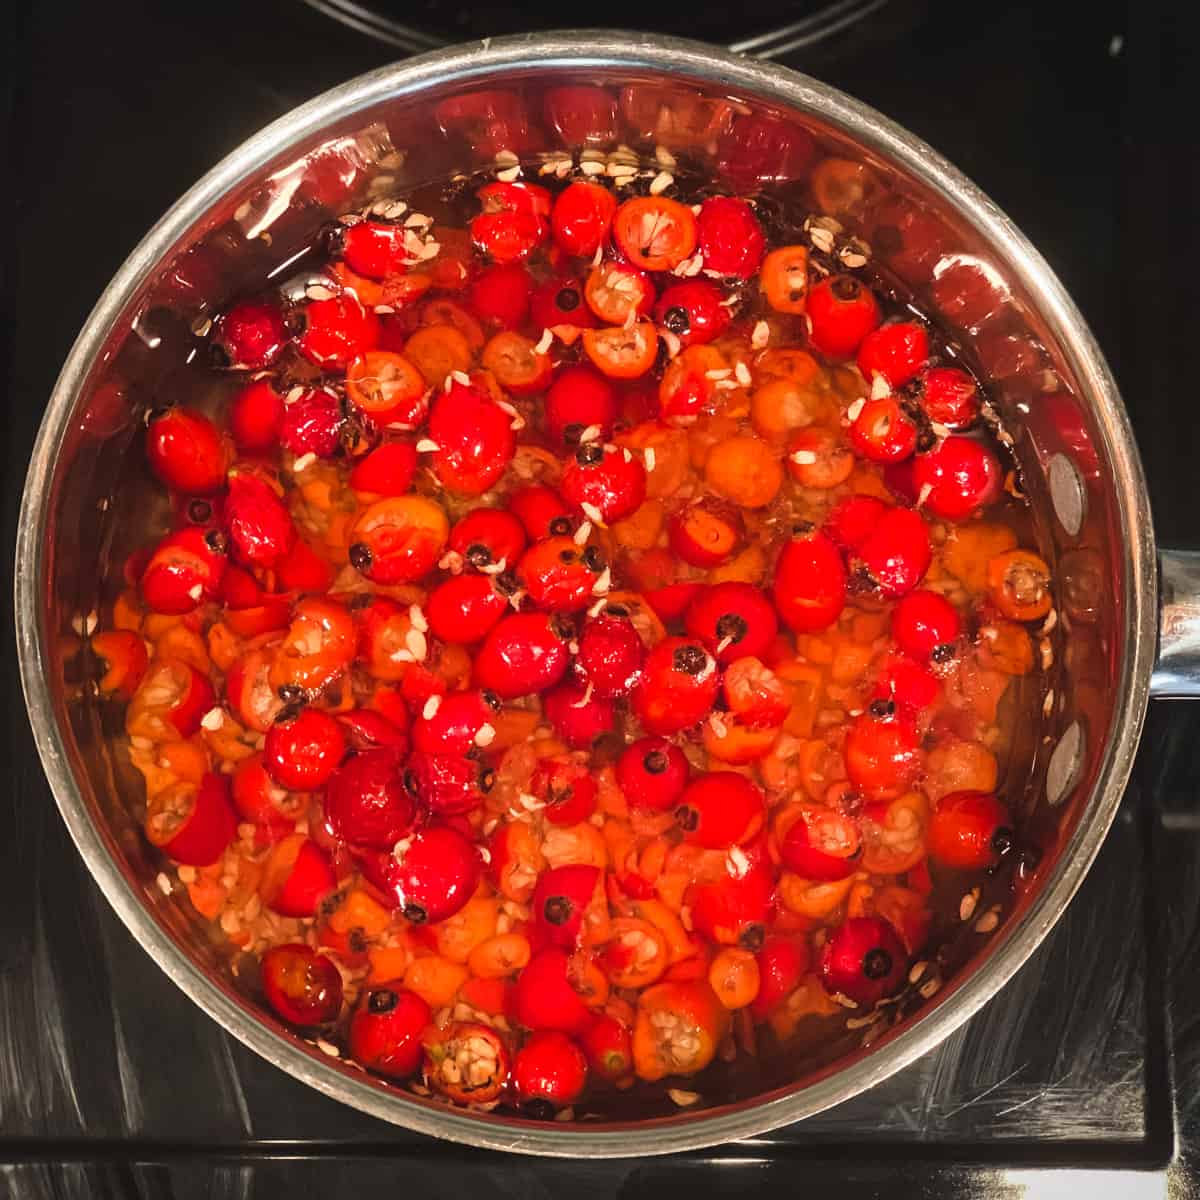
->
[14,31,1156,1157]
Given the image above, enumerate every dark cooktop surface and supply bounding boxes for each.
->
[3,1,1197,1195]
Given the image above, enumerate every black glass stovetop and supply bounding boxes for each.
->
[3,1,1197,1195]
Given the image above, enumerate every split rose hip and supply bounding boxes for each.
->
[542,679,616,748]
[806,274,881,359]
[348,495,449,585]
[654,279,730,348]
[261,835,337,918]
[684,582,779,666]
[263,708,346,791]
[616,737,689,812]
[560,442,647,525]
[849,396,919,464]
[544,365,617,445]
[126,657,216,741]
[427,382,515,496]
[426,573,510,645]
[423,1020,509,1105]
[279,388,343,459]
[772,526,846,633]
[722,656,789,730]
[140,526,227,614]
[212,300,287,370]
[224,472,296,567]
[856,321,929,388]
[928,790,1013,870]
[514,947,592,1034]
[780,808,862,880]
[513,1031,589,1111]
[232,754,302,840]
[346,351,428,428]
[892,589,961,661]
[696,196,766,280]
[918,366,980,430]
[146,408,228,494]
[531,863,601,949]
[912,435,1001,521]
[675,772,766,849]
[631,637,719,736]
[612,196,697,273]
[584,260,655,326]
[751,936,809,1019]
[402,751,496,816]
[631,980,728,1082]
[530,757,598,826]
[324,746,414,850]
[857,507,932,598]
[519,536,606,612]
[574,613,644,697]
[818,916,908,1007]
[349,986,431,1079]
[448,507,527,570]
[144,773,237,866]
[261,944,343,1025]
[473,612,572,699]
[369,825,480,924]
[411,689,499,756]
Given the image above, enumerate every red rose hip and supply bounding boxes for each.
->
[818,916,908,1007]
[349,986,431,1078]
[261,944,343,1025]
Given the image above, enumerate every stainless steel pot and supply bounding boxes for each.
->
[14,32,1197,1156]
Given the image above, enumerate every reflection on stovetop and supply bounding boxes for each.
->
[4,0,1198,1194]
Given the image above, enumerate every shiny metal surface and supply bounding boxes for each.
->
[13,32,1160,1155]
[1152,551,1200,698]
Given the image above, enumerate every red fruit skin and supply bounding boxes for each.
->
[449,508,527,568]
[261,944,343,1025]
[146,409,227,494]
[224,473,296,567]
[873,653,940,713]
[159,773,238,866]
[531,864,601,949]
[280,389,342,458]
[575,615,644,697]
[722,656,789,729]
[403,751,493,816]
[324,747,414,850]
[716,113,816,190]
[140,526,227,614]
[913,436,1002,521]
[373,825,480,923]
[892,589,961,661]
[780,816,859,881]
[849,397,918,464]
[667,501,743,568]
[616,737,689,812]
[514,948,592,1034]
[675,772,766,849]
[806,275,882,359]
[426,574,508,644]
[470,208,547,264]
[631,638,720,736]
[544,365,618,444]
[232,755,295,839]
[519,536,600,612]
[772,529,847,633]
[276,536,335,595]
[214,301,287,370]
[473,612,571,699]
[559,444,647,524]
[513,1031,589,1106]
[349,442,419,496]
[751,936,810,1019]
[581,1013,632,1081]
[296,293,381,369]
[654,279,730,348]
[644,581,704,622]
[428,383,515,496]
[269,839,337,918]
[545,85,618,146]
[818,916,908,1006]
[263,709,347,791]
[508,483,574,542]
[531,758,597,826]
[858,507,932,598]
[337,708,409,752]
[530,275,598,335]
[844,711,922,799]
[341,220,411,279]
[551,181,618,258]
[823,495,889,554]
[163,663,217,739]
[684,582,778,665]
[411,690,495,757]
[928,790,1012,869]
[688,866,773,945]
[696,196,766,280]
[349,987,431,1078]
[856,321,930,387]
[542,680,616,748]
[919,366,979,430]
[469,262,533,329]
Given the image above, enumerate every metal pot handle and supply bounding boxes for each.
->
[1151,550,1200,697]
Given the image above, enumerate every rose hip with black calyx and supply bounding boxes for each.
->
[615,736,689,813]
[684,581,779,666]
[559,441,647,525]
[856,321,929,388]
[818,916,908,1007]
[654,279,730,348]
[632,637,720,736]
[918,366,980,430]
[530,757,598,826]
[349,986,431,1078]
[805,274,881,359]
[425,572,510,645]
[146,408,228,494]
[448,507,527,571]
[507,483,574,542]
[296,292,381,369]
[892,589,961,662]
[212,300,287,370]
[280,388,343,460]
[772,525,846,633]
[402,750,496,816]
[324,746,414,850]
[140,525,227,615]
[675,771,766,849]
[928,790,1014,870]
[348,494,449,585]
[696,196,766,280]
[514,1031,589,1112]
[263,707,347,791]
[532,863,600,949]
[473,611,572,699]
[261,944,343,1026]
[519,536,605,613]
[849,396,919,464]
[913,435,1001,521]
[368,824,480,924]
[575,613,644,698]
[544,365,617,445]
[411,688,499,757]
[856,507,932,599]
[542,679,617,748]
[530,274,597,338]
[427,382,515,496]
[873,652,940,713]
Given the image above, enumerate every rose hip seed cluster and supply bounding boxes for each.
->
[94,153,1055,1117]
